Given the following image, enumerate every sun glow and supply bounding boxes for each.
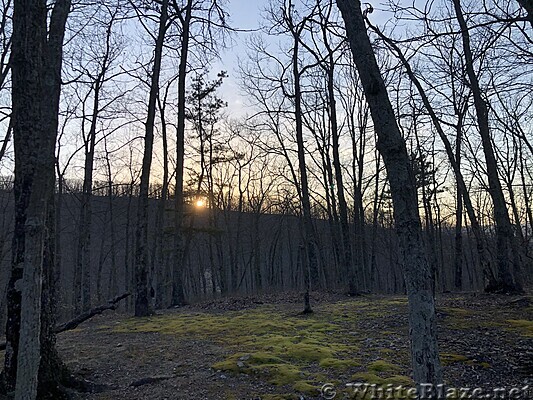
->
[195,199,206,208]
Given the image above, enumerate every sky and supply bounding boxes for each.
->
[212,0,394,117]
[213,0,265,117]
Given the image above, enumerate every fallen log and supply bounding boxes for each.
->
[0,292,131,351]
[54,292,131,333]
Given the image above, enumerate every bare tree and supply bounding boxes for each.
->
[299,0,361,294]
[335,0,442,387]
[3,0,71,397]
[133,0,169,317]
[452,0,524,294]
[72,5,119,313]
[171,0,193,307]
[280,0,320,311]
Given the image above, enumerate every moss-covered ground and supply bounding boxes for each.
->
[54,292,531,399]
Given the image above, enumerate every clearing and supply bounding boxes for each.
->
[35,292,533,399]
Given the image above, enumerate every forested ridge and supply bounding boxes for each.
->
[0,0,531,398]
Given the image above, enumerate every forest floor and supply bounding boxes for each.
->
[3,291,532,399]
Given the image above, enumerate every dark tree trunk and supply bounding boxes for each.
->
[452,0,524,294]
[104,139,118,299]
[155,96,169,309]
[517,0,533,28]
[336,0,442,387]
[171,0,192,307]
[454,122,464,290]
[291,18,320,298]
[327,65,358,295]
[134,0,168,317]
[367,20,499,292]
[3,0,71,397]
[369,150,382,290]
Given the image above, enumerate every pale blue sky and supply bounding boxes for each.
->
[214,0,265,117]
[214,0,395,117]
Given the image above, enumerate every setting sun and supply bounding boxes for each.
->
[195,199,205,208]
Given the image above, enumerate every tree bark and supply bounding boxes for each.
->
[335,0,442,387]
[454,120,464,290]
[134,0,168,317]
[285,6,320,300]
[4,0,71,397]
[154,95,169,309]
[171,0,192,307]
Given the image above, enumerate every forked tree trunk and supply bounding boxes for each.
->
[335,0,442,387]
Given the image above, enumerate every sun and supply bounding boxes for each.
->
[195,199,205,208]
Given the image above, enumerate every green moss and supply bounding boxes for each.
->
[351,372,386,385]
[243,352,286,365]
[213,351,304,386]
[292,380,319,396]
[382,299,408,306]
[253,363,303,385]
[384,375,413,386]
[506,319,533,337]
[282,341,334,362]
[465,360,491,368]
[440,353,469,365]
[111,297,418,394]
[368,360,400,372]
[442,307,471,316]
[212,358,242,373]
[261,395,299,400]
[319,357,361,370]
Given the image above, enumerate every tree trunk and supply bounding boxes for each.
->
[367,20,499,292]
[327,64,358,295]
[452,0,523,294]
[335,0,442,387]
[171,0,192,307]
[155,96,169,309]
[4,0,71,397]
[134,0,168,317]
[291,21,319,299]
[454,122,464,290]
[104,138,118,299]
[517,0,533,28]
